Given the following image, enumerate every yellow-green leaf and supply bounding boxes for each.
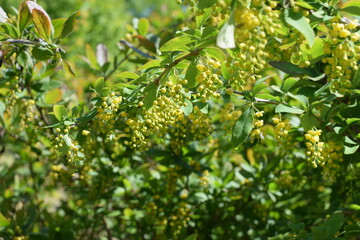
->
[138,18,149,36]
[44,88,62,105]
[160,36,194,52]
[85,44,99,69]
[18,2,32,33]
[32,8,53,41]
[0,213,10,227]
[116,71,140,79]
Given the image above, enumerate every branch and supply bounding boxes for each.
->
[154,48,204,85]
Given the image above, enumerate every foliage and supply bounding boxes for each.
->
[0,0,360,239]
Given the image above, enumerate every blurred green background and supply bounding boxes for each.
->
[2,0,180,51]
[1,0,183,101]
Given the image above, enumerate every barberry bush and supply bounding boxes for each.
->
[1,0,360,239]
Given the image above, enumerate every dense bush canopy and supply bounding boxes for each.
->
[0,0,360,239]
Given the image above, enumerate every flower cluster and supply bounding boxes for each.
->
[250,110,264,143]
[219,102,242,134]
[168,202,192,236]
[322,18,360,93]
[187,106,214,140]
[230,1,281,87]
[95,91,122,134]
[272,116,293,150]
[305,129,324,168]
[52,127,86,162]
[195,58,222,102]
[322,141,344,185]
[199,169,210,186]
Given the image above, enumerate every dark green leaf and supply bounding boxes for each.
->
[269,61,316,77]
[184,233,198,240]
[288,222,305,232]
[185,61,198,88]
[301,112,320,131]
[198,0,217,9]
[232,108,253,148]
[143,84,158,110]
[59,11,79,39]
[32,47,54,60]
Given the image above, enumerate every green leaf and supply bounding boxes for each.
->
[196,8,213,28]
[346,118,360,125]
[94,77,105,94]
[287,92,308,108]
[198,0,217,9]
[59,11,79,39]
[52,18,66,39]
[345,225,360,239]
[18,2,32,33]
[300,38,325,63]
[53,105,68,121]
[0,213,10,227]
[0,23,20,38]
[217,11,235,49]
[340,0,360,16]
[284,8,315,47]
[269,61,316,77]
[85,44,99,69]
[194,101,209,114]
[344,145,359,155]
[44,88,62,105]
[160,36,194,52]
[138,18,149,36]
[322,213,344,237]
[138,59,161,71]
[143,84,158,110]
[282,77,299,92]
[184,233,198,240]
[117,71,140,80]
[203,47,226,62]
[301,112,320,131]
[252,83,268,95]
[32,47,54,60]
[232,108,253,148]
[185,61,199,88]
[181,99,193,116]
[295,1,315,10]
[17,50,32,68]
[31,8,53,41]
[275,104,304,114]
[62,60,75,77]
[288,222,305,232]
